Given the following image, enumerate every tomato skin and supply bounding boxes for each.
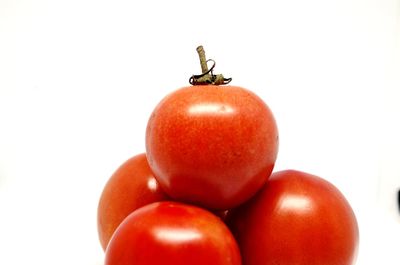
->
[228,170,359,265]
[146,85,278,209]
[97,153,169,251]
[105,201,242,265]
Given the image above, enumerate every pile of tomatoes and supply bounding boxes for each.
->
[97,47,359,265]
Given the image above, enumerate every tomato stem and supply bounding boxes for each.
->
[197,46,209,75]
[189,45,232,86]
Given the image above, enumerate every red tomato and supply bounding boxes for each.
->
[146,85,278,209]
[97,153,169,251]
[228,170,359,265]
[105,201,242,265]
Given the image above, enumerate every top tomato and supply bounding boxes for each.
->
[146,85,278,209]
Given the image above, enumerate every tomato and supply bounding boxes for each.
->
[228,170,359,265]
[105,201,242,265]
[146,85,278,209]
[97,153,169,251]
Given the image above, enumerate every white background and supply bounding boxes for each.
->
[0,0,399,264]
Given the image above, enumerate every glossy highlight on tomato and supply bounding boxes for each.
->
[105,201,242,265]
[228,170,359,265]
[97,153,169,250]
[146,85,278,210]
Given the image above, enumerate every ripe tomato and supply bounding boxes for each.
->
[97,153,169,251]
[105,201,242,265]
[228,170,359,265]
[146,85,278,209]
